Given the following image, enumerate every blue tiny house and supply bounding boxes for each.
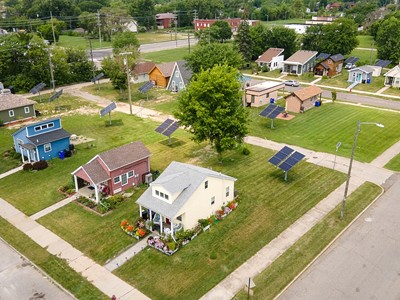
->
[166,61,193,92]
[12,117,71,163]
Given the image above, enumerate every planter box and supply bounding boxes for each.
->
[203,224,211,232]
[191,233,198,240]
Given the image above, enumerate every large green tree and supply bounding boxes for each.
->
[112,31,140,55]
[210,20,232,42]
[175,64,248,160]
[185,43,244,73]
[234,20,252,63]
[376,16,400,63]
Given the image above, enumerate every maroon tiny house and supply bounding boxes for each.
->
[72,141,151,203]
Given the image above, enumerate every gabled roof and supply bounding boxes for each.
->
[284,50,318,65]
[136,161,236,219]
[176,60,193,86]
[0,94,35,111]
[384,65,400,78]
[27,128,70,146]
[316,53,330,61]
[151,62,175,77]
[97,141,151,171]
[350,65,374,73]
[292,85,322,101]
[318,62,329,69]
[255,48,284,63]
[78,159,110,185]
[133,62,155,75]
[13,117,60,136]
[330,54,345,62]
[156,13,176,20]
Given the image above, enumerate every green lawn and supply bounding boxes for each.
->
[233,181,381,300]
[262,18,307,26]
[114,144,346,299]
[385,153,400,172]
[383,86,400,97]
[357,35,375,49]
[353,75,385,93]
[283,72,316,83]
[142,96,179,115]
[140,46,193,63]
[0,127,21,173]
[319,71,350,88]
[260,69,283,78]
[0,217,108,300]
[248,102,400,163]
[350,48,377,65]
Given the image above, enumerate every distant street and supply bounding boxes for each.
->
[279,174,400,300]
[91,38,197,60]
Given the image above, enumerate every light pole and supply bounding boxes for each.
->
[38,31,55,92]
[333,141,341,170]
[340,121,384,219]
[121,52,133,115]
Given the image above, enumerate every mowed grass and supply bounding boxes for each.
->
[383,86,400,97]
[350,48,377,64]
[385,153,400,172]
[0,127,21,173]
[248,102,400,163]
[357,35,375,49]
[233,181,381,300]
[0,112,201,215]
[115,144,346,299]
[353,75,385,93]
[0,217,108,299]
[319,71,350,88]
[140,46,192,63]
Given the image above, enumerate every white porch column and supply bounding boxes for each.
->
[36,148,39,161]
[160,216,163,235]
[20,147,25,163]
[94,185,99,204]
[171,220,174,237]
[27,150,31,163]
[149,209,153,231]
[73,175,79,193]
[139,205,142,218]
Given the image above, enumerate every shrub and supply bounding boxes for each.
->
[0,119,4,127]
[32,160,48,170]
[210,250,217,260]
[198,219,209,228]
[167,242,176,251]
[242,147,250,155]
[23,163,33,171]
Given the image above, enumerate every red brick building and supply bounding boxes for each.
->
[156,13,176,29]
[194,18,258,32]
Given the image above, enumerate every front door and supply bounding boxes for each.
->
[121,173,128,186]
[357,73,362,82]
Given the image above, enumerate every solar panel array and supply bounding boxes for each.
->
[91,72,104,83]
[259,104,285,119]
[316,53,330,61]
[268,146,305,172]
[345,57,359,64]
[138,81,154,93]
[374,60,391,68]
[30,82,46,94]
[100,102,117,117]
[49,89,63,102]
[155,119,180,137]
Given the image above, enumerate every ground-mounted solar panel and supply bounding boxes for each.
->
[91,72,104,83]
[260,104,276,117]
[268,146,294,166]
[49,89,63,102]
[316,53,330,60]
[155,118,174,133]
[100,102,117,117]
[374,60,391,68]
[138,81,154,93]
[268,146,304,180]
[268,106,285,119]
[163,121,180,136]
[291,151,305,162]
[30,82,46,94]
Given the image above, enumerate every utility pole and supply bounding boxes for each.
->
[97,10,102,49]
[193,9,198,31]
[50,11,56,46]
[88,38,96,80]
[188,31,191,53]
[44,40,56,92]
[174,10,178,47]
[370,40,374,65]
[121,52,133,115]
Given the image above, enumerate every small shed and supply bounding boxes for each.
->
[149,62,175,88]
[166,61,193,92]
[348,66,373,84]
[285,85,322,113]
[245,81,285,107]
[132,61,156,83]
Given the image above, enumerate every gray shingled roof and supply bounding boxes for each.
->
[98,141,151,171]
[330,54,345,62]
[80,159,110,184]
[136,161,236,219]
[0,94,35,111]
[176,61,193,86]
[352,65,374,73]
[285,50,318,64]
[27,129,70,146]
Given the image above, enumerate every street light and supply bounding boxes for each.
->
[333,141,341,170]
[121,52,133,115]
[340,121,384,219]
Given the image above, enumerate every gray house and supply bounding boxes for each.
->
[384,65,400,88]
[166,61,193,92]
[283,50,318,75]
[348,66,373,84]
[0,94,36,125]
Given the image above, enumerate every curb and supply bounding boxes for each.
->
[273,183,385,300]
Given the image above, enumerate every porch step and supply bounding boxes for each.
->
[347,81,359,91]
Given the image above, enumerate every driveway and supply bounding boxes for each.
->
[279,173,400,300]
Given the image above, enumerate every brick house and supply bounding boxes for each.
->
[314,54,345,77]
[156,13,176,29]
[285,85,323,113]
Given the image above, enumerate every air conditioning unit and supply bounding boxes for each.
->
[145,173,153,184]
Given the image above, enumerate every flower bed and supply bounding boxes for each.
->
[76,194,128,215]
[147,199,238,256]
[120,218,148,240]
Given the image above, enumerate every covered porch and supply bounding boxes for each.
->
[138,205,183,237]
[19,143,39,163]
[73,174,110,204]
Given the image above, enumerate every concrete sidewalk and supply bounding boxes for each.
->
[0,166,22,180]
[0,198,149,300]
[370,139,400,168]
[30,194,79,221]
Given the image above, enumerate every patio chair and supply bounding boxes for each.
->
[153,213,161,225]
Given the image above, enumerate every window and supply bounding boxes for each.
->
[128,170,134,178]
[205,180,208,189]
[24,106,30,114]
[226,186,230,197]
[44,143,51,152]
[121,173,128,185]
[265,93,270,98]
[8,110,14,117]
[179,82,183,89]
[155,190,160,196]
[160,192,164,198]
[114,176,121,184]
[17,139,24,146]
[251,95,255,103]
[175,70,180,78]
[211,196,215,205]
[165,194,169,200]
[48,123,54,128]
[34,122,54,132]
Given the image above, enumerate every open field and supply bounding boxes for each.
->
[350,48,377,64]
[356,35,375,49]
[319,71,350,88]
[385,153,400,172]
[0,217,108,299]
[248,102,400,163]
[261,18,307,26]
[234,181,381,299]
[140,46,192,63]
[382,86,400,97]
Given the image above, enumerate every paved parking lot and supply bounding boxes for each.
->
[0,239,74,300]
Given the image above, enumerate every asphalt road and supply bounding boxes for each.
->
[0,239,74,299]
[279,173,400,300]
[91,38,197,60]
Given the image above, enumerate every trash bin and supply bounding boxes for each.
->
[270,98,275,104]
[315,101,321,107]
[58,150,65,159]
[367,78,371,84]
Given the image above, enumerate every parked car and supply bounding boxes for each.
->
[345,63,356,69]
[284,80,300,87]
[0,88,11,94]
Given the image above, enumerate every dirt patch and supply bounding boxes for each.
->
[276,113,295,120]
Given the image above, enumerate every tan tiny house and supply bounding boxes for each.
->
[149,62,175,88]
[285,85,322,113]
[244,81,285,107]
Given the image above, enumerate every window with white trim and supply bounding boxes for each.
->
[155,190,159,196]
[44,143,51,152]
[175,70,180,78]
[24,106,30,114]
[8,110,14,117]
[17,139,24,146]
[226,186,230,197]
[211,196,215,205]
[114,176,121,184]
[128,170,134,178]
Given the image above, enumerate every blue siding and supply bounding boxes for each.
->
[13,128,30,154]
[168,65,185,92]
[26,118,61,137]
[37,138,70,160]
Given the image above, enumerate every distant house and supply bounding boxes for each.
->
[125,20,138,32]
[166,61,193,92]
[244,81,285,107]
[149,62,175,88]
[283,50,318,75]
[348,66,373,84]
[132,62,156,83]
[0,94,36,125]
[72,141,151,203]
[194,18,258,33]
[314,54,345,77]
[305,16,338,25]
[156,13,176,29]
[285,85,322,113]
[255,48,285,71]
[136,161,237,235]
[12,117,70,163]
[384,65,400,88]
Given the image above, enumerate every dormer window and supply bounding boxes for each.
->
[154,189,170,201]
[205,180,208,189]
